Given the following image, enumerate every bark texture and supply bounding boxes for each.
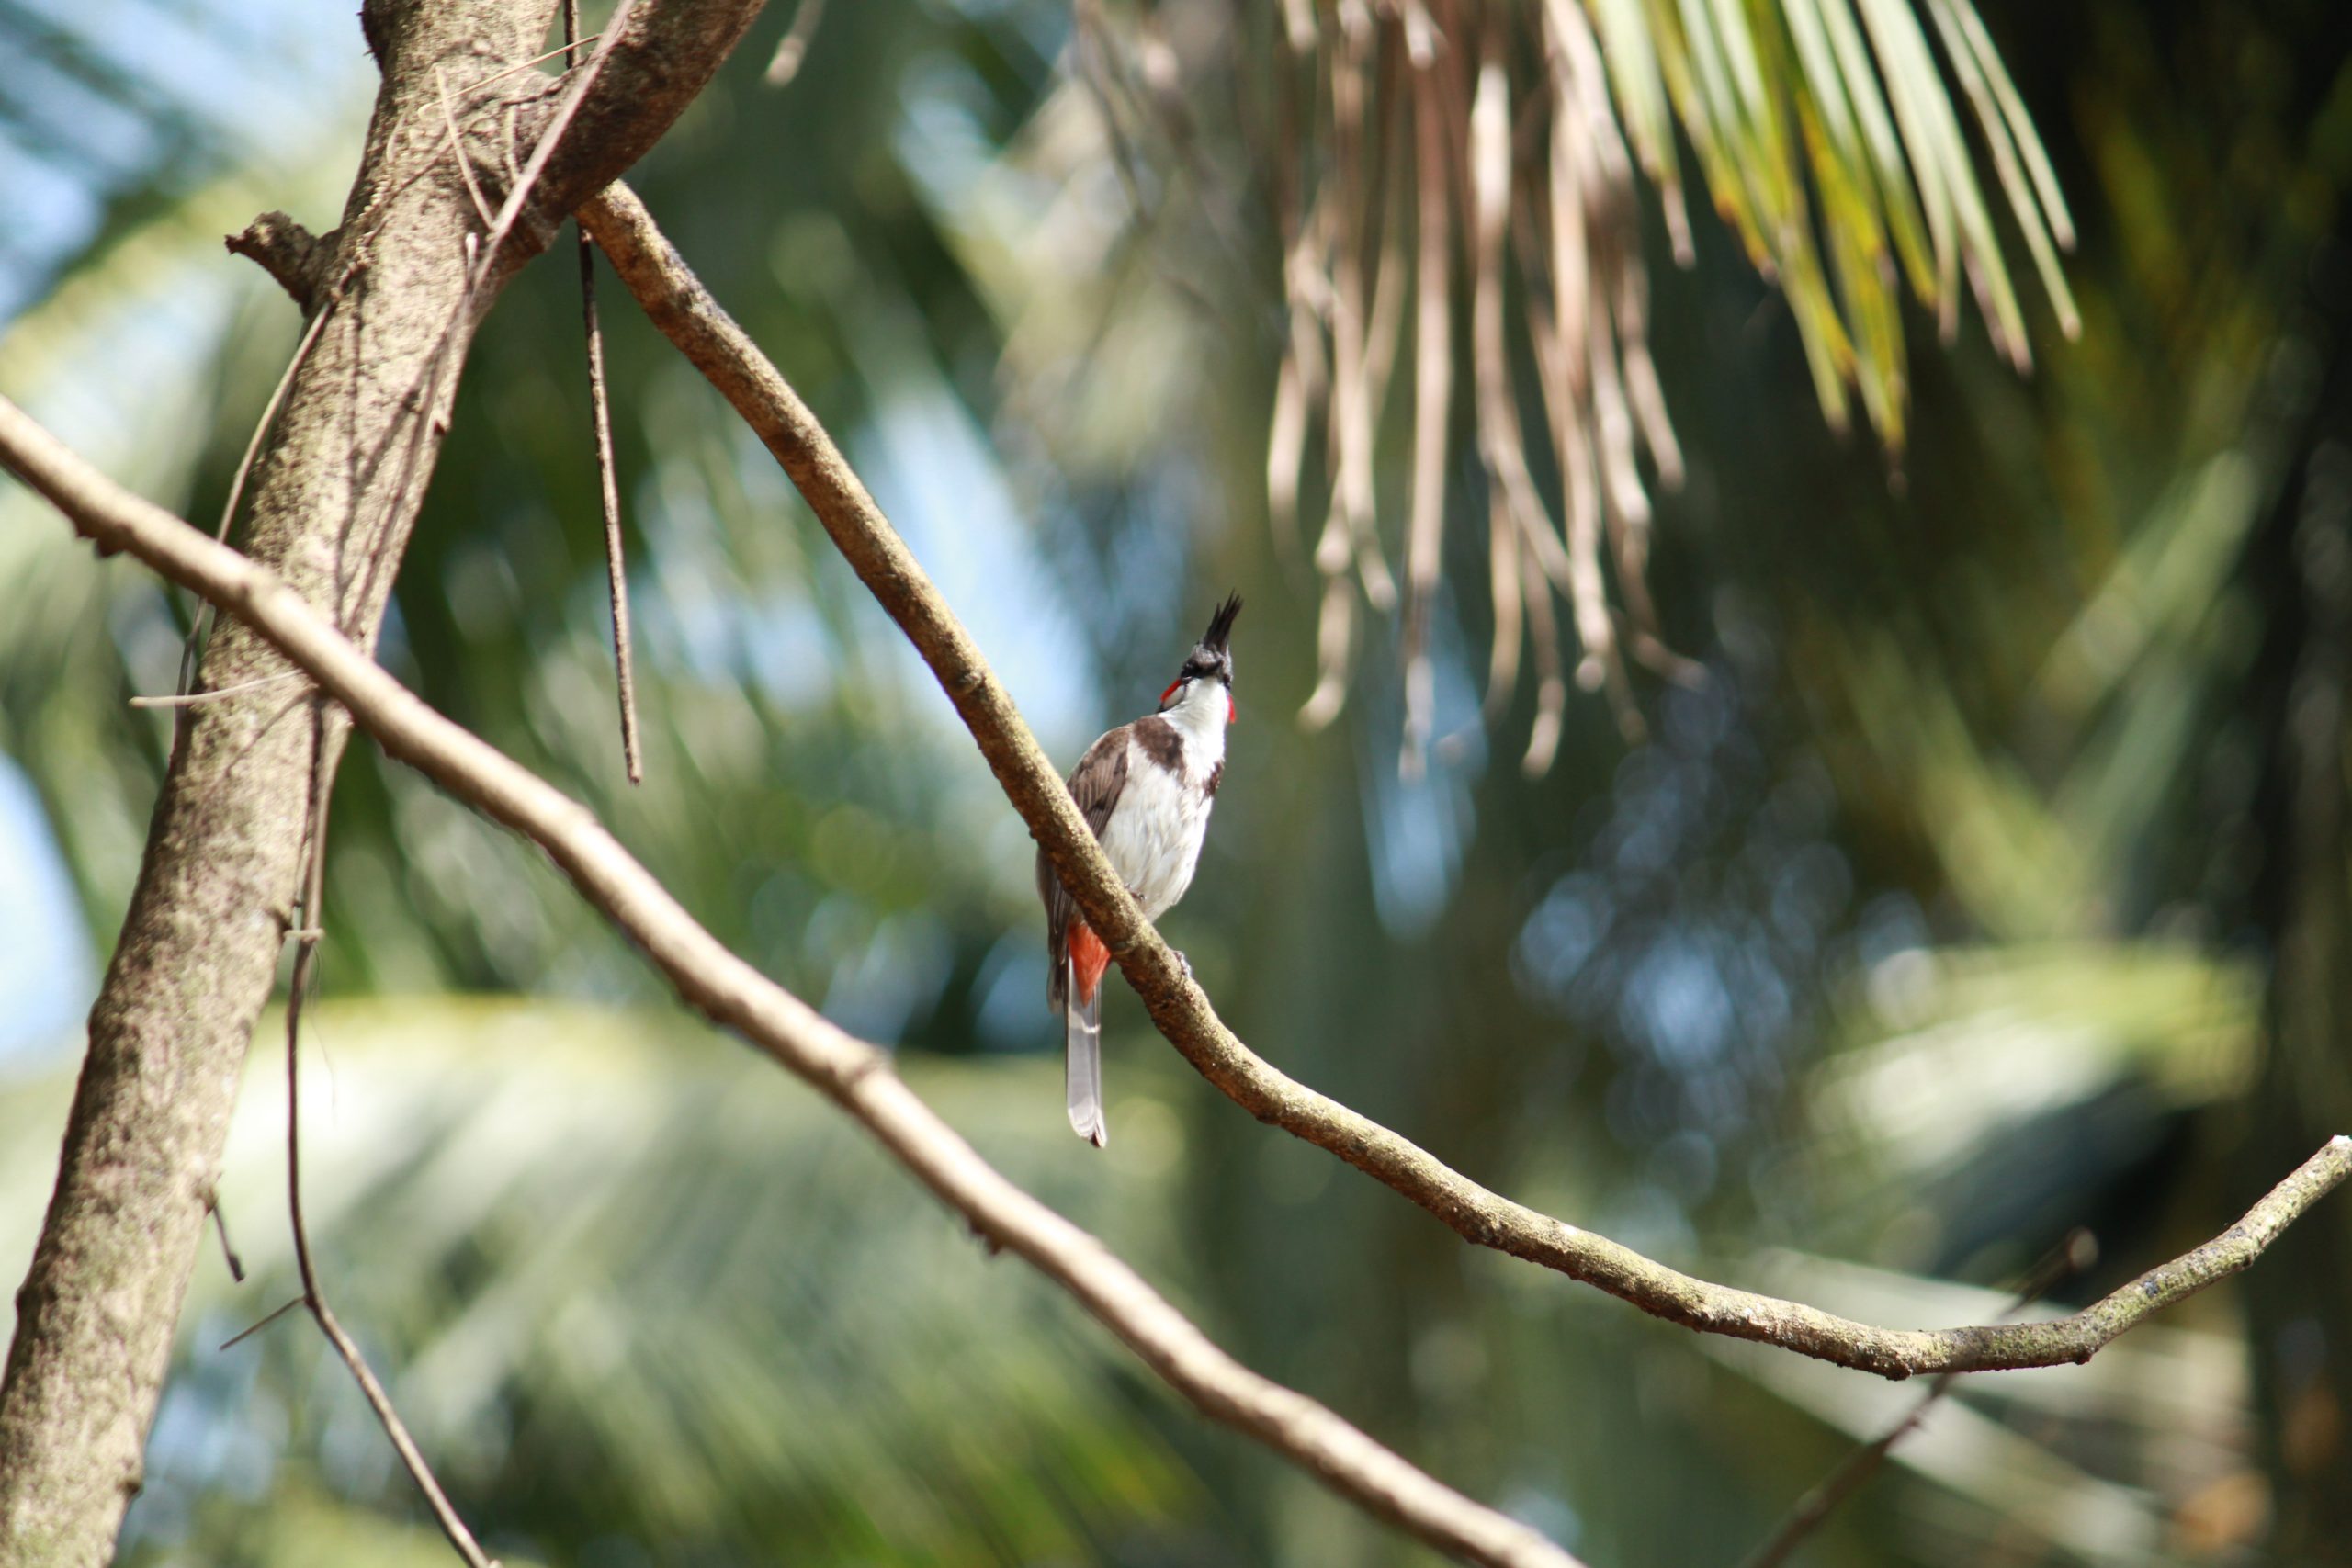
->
[0,6,546,1558]
[0,0,763,1557]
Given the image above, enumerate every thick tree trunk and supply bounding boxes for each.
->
[0,0,763,1555]
[0,4,546,1559]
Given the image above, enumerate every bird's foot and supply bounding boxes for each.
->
[1170,948,1193,984]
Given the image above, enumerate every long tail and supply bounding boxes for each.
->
[1064,952,1107,1147]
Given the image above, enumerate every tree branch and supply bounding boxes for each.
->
[0,393,1580,1568]
[479,0,769,277]
[1,4,555,1551]
[0,2,764,1559]
[574,179,2352,1381]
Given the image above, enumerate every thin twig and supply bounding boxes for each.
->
[131,671,307,709]
[563,188,2352,1380]
[435,66,498,231]
[169,298,340,741]
[568,0,643,784]
[219,1295,305,1352]
[455,35,602,102]
[2,389,1581,1568]
[1736,1230,2099,1568]
[202,1188,244,1282]
[283,701,499,1568]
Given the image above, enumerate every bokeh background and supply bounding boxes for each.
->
[5,0,2352,1563]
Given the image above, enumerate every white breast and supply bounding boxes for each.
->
[1097,682,1227,920]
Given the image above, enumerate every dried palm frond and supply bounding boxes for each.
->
[1080,0,2076,771]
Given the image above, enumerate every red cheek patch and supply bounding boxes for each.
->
[1160,680,1182,707]
[1228,694,1238,723]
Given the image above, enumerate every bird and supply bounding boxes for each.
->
[1037,593,1241,1147]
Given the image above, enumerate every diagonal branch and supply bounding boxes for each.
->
[0,393,1578,1568]
[469,0,768,282]
[574,180,2352,1382]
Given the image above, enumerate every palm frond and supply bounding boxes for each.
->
[34,998,1221,1563]
[1705,1251,2246,1564]
[1074,0,2077,765]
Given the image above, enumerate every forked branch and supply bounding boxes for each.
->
[0,394,1577,1568]
[574,180,2352,1382]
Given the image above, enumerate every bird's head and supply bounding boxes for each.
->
[1159,592,1243,722]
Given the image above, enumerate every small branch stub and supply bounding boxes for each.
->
[226,212,333,313]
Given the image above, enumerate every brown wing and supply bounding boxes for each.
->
[1038,726,1130,1011]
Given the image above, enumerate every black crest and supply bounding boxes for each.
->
[1199,592,1243,656]
[1166,593,1243,704]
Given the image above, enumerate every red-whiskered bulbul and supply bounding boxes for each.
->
[1037,593,1242,1147]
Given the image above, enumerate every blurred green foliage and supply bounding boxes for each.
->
[5,0,2352,1562]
